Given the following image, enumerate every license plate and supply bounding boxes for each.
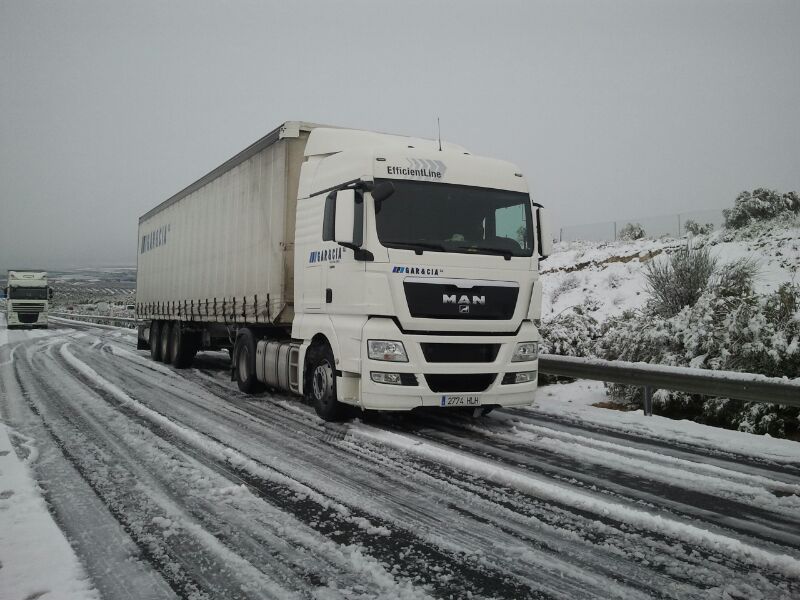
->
[440,395,480,407]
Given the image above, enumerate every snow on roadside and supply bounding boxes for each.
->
[0,423,100,600]
[532,380,800,465]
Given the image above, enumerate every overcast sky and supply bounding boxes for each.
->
[1,0,798,269]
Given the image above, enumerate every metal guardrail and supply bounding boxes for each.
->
[538,354,800,414]
[50,313,138,328]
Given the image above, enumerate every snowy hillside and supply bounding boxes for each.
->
[541,222,800,321]
[539,214,800,437]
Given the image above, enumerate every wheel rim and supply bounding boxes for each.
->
[238,347,250,382]
[312,361,333,404]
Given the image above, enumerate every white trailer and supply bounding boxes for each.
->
[136,121,552,420]
[5,271,52,329]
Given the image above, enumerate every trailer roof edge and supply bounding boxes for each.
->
[138,121,327,224]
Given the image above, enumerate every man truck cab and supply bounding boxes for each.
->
[136,122,553,420]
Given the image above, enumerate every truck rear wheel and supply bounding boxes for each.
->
[149,321,163,362]
[305,342,346,422]
[234,329,263,393]
[169,323,197,369]
[159,321,174,364]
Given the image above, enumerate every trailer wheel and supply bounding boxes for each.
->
[169,323,197,369]
[150,321,163,362]
[305,342,346,422]
[159,321,174,363]
[234,329,263,393]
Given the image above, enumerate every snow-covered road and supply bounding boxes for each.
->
[1,318,799,599]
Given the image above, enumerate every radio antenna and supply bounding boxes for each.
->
[437,117,442,151]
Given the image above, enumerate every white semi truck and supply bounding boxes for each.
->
[5,271,52,329]
[136,122,552,420]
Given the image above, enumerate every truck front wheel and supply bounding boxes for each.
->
[233,329,263,393]
[305,343,345,422]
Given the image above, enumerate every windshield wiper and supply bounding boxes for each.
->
[386,241,449,255]
[454,246,514,261]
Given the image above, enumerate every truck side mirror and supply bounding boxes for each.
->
[536,206,554,259]
[322,188,368,260]
[48,287,54,300]
[334,189,357,245]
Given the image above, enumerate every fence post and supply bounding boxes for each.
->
[643,386,654,416]
[613,221,617,241]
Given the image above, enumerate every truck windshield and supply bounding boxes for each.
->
[9,287,48,300]
[373,179,534,257]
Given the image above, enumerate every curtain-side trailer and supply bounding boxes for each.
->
[136,121,552,420]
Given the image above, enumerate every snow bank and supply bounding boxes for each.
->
[534,381,800,464]
[0,423,100,600]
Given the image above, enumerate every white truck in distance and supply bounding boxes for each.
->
[5,271,52,329]
[136,122,552,420]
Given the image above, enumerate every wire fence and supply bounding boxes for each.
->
[558,208,725,243]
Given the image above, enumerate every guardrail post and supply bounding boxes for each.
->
[643,385,654,417]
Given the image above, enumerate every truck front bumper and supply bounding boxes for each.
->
[358,318,539,411]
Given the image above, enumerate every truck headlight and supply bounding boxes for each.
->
[511,341,539,362]
[367,340,408,362]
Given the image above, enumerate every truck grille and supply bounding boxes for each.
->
[404,282,518,320]
[421,343,500,363]
[424,373,496,393]
[13,303,45,314]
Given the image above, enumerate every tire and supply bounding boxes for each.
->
[169,322,197,368]
[304,342,346,422]
[233,329,263,393]
[159,321,173,364]
[149,321,163,361]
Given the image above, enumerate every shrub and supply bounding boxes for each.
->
[643,245,718,317]
[548,273,580,304]
[723,188,800,229]
[684,219,714,235]
[539,307,601,384]
[540,308,600,358]
[618,222,645,241]
[598,284,800,437]
[710,257,758,304]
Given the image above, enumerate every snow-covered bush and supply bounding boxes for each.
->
[684,219,714,235]
[618,222,645,241]
[607,271,623,289]
[598,283,800,437]
[548,273,580,304]
[644,245,718,317]
[723,188,800,229]
[540,308,600,358]
[539,306,601,384]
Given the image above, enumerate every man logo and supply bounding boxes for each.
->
[442,294,486,305]
[459,305,470,314]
